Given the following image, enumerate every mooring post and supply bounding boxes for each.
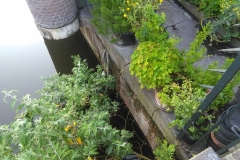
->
[25,0,79,40]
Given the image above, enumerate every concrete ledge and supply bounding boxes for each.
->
[36,18,80,40]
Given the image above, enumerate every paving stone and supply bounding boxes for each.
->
[159,1,189,27]
[189,147,220,160]
[227,148,240,160]
[221,155,234,160]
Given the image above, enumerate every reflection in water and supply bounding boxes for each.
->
[0,0,56,125]
[0,43,56,125]
[0,30,99,125]
[44,30,99,75]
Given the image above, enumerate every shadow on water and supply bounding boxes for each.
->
[44,30,99,75]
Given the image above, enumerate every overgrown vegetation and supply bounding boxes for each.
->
[0,56,133,159]
[153,139,175,160]
[188,0,240,42]
[128,5,240,140]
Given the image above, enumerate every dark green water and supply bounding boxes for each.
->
[44,30,99,74]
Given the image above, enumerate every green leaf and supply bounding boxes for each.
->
[19,133,26,146]
[10,99,16,110]
[106,144,113,155]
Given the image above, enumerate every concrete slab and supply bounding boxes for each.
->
[159,0,199,50]
[194,55,226,69]
[159,1,189,27]
[189,147,220,160]
[167,20,199,50]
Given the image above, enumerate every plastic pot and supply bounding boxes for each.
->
[218,111,239,141]
[224,106,240,133]
[206,135,222,152]
[117,33,136,46]
[214,130,232,145]
[181,133,197,144]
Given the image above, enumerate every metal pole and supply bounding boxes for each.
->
[217,137,240,155]
[177,54,240,140]
[189,103,240,150]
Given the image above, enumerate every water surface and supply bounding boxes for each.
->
[0,1,56,124]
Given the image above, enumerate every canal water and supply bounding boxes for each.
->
[0,0,55,125]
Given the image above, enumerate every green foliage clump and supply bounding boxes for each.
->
[89,0,132,35]
[189,0,240,42]
[153,139,175,160]
[0,56,133,160]
[188,0,221,16]
[130,37,181,89]
[168,80,213,140]
[127,3,167,42]
[183,23,211,78]
[211,0,240,42]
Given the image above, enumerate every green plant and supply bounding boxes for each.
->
[89,0,132,35]
[153,139,175,160]
[195,58,240,110]
[155,24,210,111]
[0,56,133,159]
[129,37,182,89]
[188,0,221,16]
[168,80,214,140]
[210,0,240,42]
[182,23,211,79]
[159,56,240,140]
[126,2,167,42]
[189,0,239,42]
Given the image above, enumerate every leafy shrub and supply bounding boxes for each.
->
[89,0,132,35]
[153,139,175,160]
[0,56,133,160]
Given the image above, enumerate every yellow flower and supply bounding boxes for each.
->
[65,125,72,131]
[88,156,92,160]
[123,14,127,18]
[100,93,103,96]
[68,139,73,144]
[160,0,163,2]
[127,8,130,11]
[73,121,76,126]
[77,137,82,145]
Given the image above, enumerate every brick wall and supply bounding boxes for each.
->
[26,0,78,29]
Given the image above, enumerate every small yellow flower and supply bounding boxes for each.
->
[123,14,127,18]
[100,93,103,96]
[77,137,82,145]
[68,139,73,144]
[160,0,163,2]
[88,156,92,160]
[65,125,72,131]
[73,121,76,126]
[127,8,130,11]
